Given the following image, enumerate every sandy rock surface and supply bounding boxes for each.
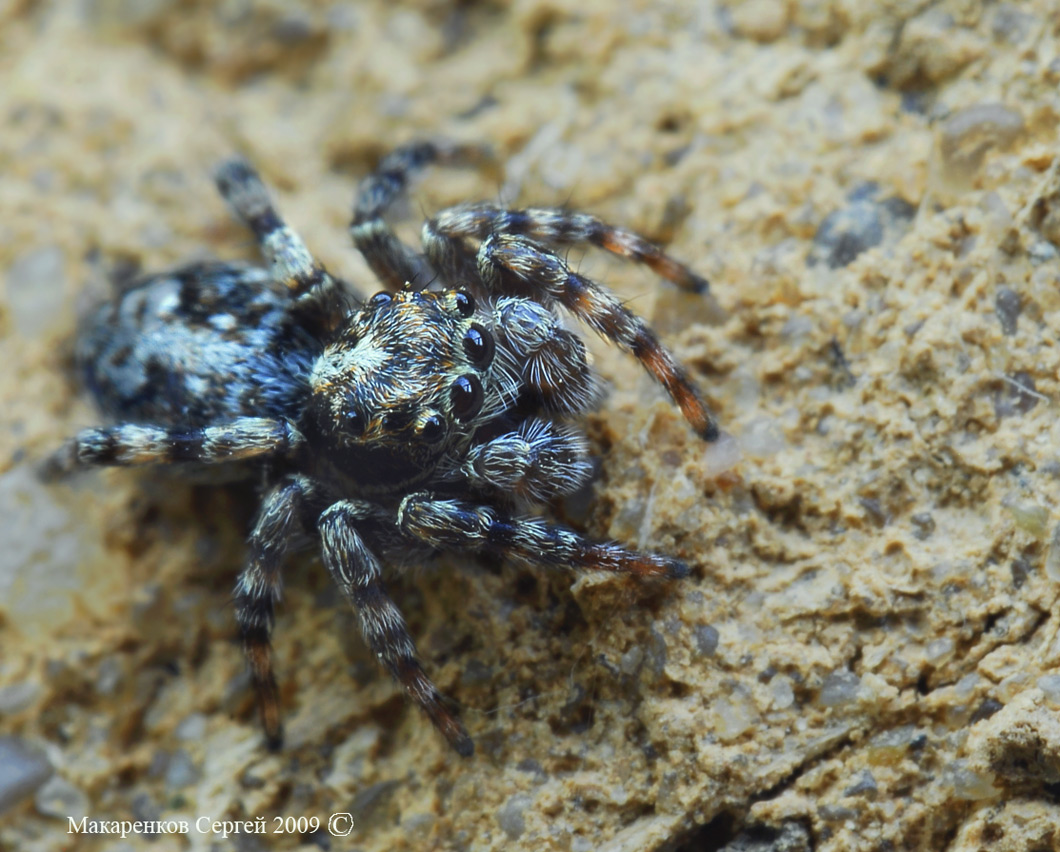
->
[2,2,1060,850]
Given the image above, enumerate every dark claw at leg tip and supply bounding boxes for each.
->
[700,421,720,443]
[690,273,710,294]
[666,560,691,580]
[215,158,255,185]
[453,735,475,758]
[265,730,285,752]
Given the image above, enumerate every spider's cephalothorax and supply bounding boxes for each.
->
[45,141,721,757]
[305,288,517,496]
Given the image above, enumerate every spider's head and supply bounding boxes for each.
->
[304,288,504,493]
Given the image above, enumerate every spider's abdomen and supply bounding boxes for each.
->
[79,262,320,427]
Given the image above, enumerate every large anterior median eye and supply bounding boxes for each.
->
[450,375,484,421]
[462,323,494,368]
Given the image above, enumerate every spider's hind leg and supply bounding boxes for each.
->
[214,159,342,303]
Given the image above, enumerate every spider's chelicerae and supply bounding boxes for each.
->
[46,142,720,756]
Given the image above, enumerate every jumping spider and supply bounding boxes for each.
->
[45,142,719,756]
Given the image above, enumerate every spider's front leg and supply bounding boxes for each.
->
[234,474,320,749]
[318,501,474,757]
[424,204,710,294]
[479,234,720,442]
[42,417,302,479]
[398,494,689,580]
[350,141,489,291]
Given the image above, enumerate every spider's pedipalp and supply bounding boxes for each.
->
[234,475,318,749]
[491,297,600,415]
[479,234,720,441]
[427,204,709,293]
[463,419,592,503]
[214,159,339,302]
[319,501,473,757]
[398,494,690,580]
[42,417,303,477]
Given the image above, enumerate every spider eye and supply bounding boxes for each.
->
[345,408,366,438]
[419,413,447,444]
[462,323,494,368]
[369,291,393,308]
[450,374,484,421]
[454,290,475,317]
